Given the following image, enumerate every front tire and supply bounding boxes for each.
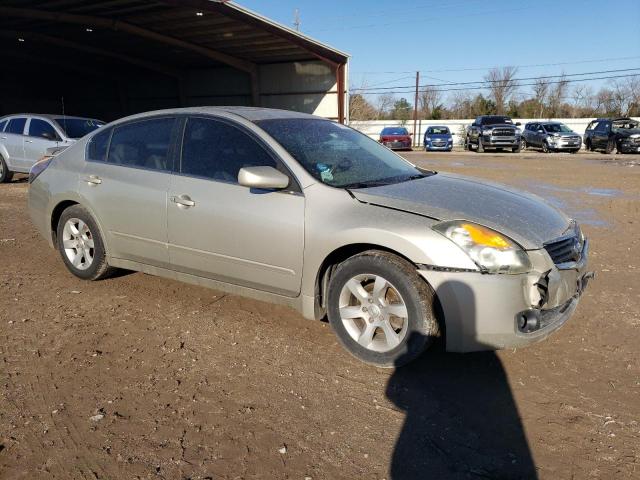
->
[56,205,115,281]
[605,139,617,154]
[327,251,439,368]
[477,137,484,153]
[0,155,14,183]
[542,141,550,153]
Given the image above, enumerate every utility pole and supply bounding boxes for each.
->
[412,71,419,148]
[293,9,300,31]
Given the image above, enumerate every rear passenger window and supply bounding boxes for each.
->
[181,117,276,182]
[107,118,175,171]
[6,118,27,135]
[87,128,112,162]
[29,119,59,140]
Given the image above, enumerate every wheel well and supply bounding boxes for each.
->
[50,200,78,243]
[314,243,417,318]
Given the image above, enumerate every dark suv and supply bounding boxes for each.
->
[465,115,521,153]
[583,118,640,154]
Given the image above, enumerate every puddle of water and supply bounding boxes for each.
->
[540,195,609,226]
[527,181,624,199]
[584,188,620,197]
[519,181,615,227]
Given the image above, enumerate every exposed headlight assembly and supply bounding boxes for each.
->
[433,221,532,274]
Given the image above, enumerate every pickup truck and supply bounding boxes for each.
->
[465,115,521,153]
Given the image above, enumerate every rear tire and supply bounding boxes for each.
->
[56,204,116,281]
[327,250,439,368]
[0,155,14,183]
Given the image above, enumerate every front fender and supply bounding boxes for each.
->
[301,183,478,299]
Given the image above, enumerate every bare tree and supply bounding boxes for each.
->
[547,74,569,118]
[484,66,519,114]
[532,78,550,118]
[418,86,443,119]
[376,93,396,119]
[609,77,640,116]
[571,84,595,116]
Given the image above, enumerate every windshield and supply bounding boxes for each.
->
[427,127,450,134]
[543,123,573,133]
[381,127,408,135]
[482,116,512,125]
[257,119,428,188]
[54,118,105,139]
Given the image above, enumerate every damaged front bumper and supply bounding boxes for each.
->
[417,244,593,352]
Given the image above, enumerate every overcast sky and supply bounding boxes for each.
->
[237,0,640,102]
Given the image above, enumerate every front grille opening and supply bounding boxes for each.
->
[544,235,582,265]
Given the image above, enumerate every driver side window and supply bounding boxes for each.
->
[28,119,59,140]
[180,117,277,183]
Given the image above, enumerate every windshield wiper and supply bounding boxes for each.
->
[341,180,392,189]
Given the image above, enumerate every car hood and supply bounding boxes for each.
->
[484,123,516,129]
[549,132,580,137]
[617,128,640,137]
[350,172,570,249]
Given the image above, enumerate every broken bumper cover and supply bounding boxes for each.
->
[417,262,593,353]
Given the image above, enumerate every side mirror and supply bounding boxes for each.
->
[238,166,289,190]
[515,122,521,126]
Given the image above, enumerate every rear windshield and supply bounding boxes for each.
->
[381,127,409,135]
[481,116,512,125]
[54,118,105,139]
[426,127,450,134]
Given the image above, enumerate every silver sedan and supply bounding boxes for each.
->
[27,107,592,367]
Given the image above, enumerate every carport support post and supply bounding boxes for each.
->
[250,69,260,107]
[413,71,419,148]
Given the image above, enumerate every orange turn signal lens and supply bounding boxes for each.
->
[461,223,511,249]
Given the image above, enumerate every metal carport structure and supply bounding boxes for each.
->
[0,0,349,122]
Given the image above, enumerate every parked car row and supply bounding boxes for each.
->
[376,116,639,155]
[0,114,105,182]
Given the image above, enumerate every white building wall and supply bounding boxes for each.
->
[350,118,640,146]
[259,60,340,120]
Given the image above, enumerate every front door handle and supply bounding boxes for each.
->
[25,139,33,143]
[83,175,102,185]
[171,194,195,208]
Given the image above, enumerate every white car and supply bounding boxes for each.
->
[0,114,104,182]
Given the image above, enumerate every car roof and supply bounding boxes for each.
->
[104,106,320,125]
[427,125,449,129]
[0,113,102,122]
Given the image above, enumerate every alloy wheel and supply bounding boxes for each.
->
[338,274,409,352]
[62,218,95,270]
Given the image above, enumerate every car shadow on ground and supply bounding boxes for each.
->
[385,281,537,480]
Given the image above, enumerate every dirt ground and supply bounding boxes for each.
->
[1,150,639,479]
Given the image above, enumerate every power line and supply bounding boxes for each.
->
[352,68,640,93]
[355,73,640,96]
[352,55,640,75]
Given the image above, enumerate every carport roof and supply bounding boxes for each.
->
[0,0,349,74]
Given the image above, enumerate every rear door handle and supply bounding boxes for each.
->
[25,139,33,143]
[170,194,195,208]
[83,175,102,185]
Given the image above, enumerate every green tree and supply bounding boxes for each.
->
[391,98,412,123]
